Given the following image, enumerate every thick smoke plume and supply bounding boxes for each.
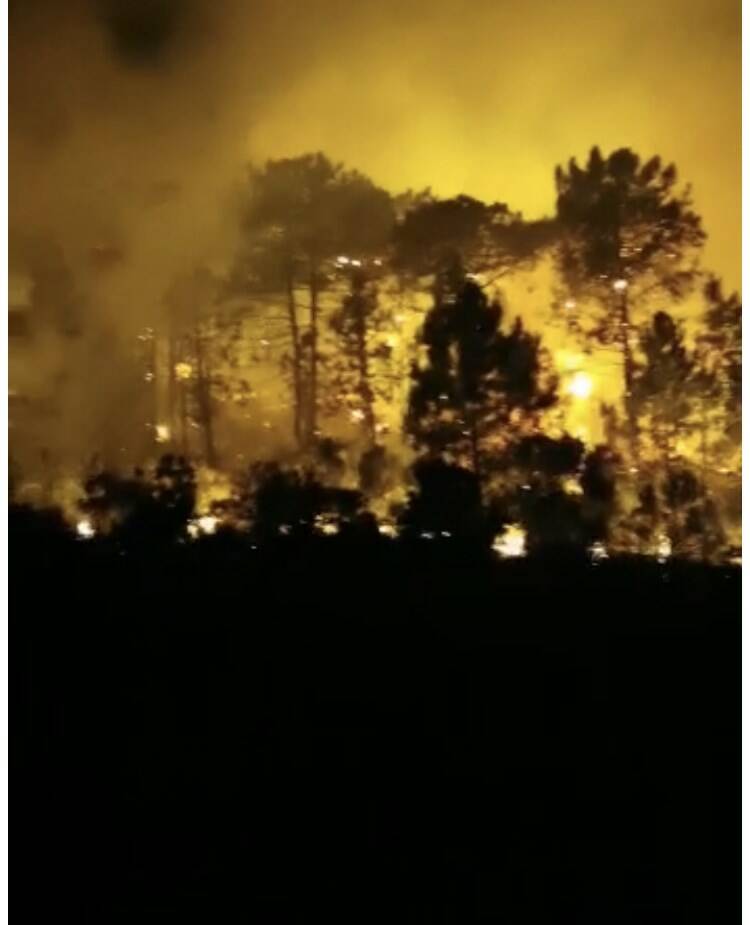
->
[9,0,740,472]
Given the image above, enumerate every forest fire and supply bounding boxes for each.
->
[6,2,740,568]
[8,3,740,923]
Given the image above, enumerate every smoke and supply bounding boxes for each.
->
[9,0,740,471]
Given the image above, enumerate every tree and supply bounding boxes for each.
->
[393,193,554,290]
[698,277,741,447]
[554,147,705,461]
[81,455,196,546]
[492,434,611,558]
[406,270,557,484]
[628,311,727,560]
[328,267,394,445]
[239,154,394,446]
[162,267,252,467]
[631,311,697,465]
[246,461,362,542]
[398,458,492,547]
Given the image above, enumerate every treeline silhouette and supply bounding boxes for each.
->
[15,147,741,558]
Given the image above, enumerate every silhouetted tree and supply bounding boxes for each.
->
[328,268,394,445]
[240,154,394,445]
[624,466,725,562]
[555,147,705,460]
[632,311,697,465]
[398,459,492,546]
[358,444,400,499]
[698,276,741,447]
[406,271,557,483]
[81,455,196,545]
[163,268,228,465]
[247,461,362,541]
[579,445,618,543]
[393,194,554,289]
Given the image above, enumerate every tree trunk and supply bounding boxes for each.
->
[194,326,217,467]
[618,288,640,469]
[285,269,304,448]
[308,258,320,444]
[355,301,376,446]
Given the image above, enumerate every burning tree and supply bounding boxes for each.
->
[554,147,705,462]
[626,311,726,560]
[393,193,555,291]
[327,267,395,446]
[237,154,394,447]
[698,277,741,449]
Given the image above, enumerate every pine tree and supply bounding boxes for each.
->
[406,266,556,484]
[327,267,394,446]
[555,147,705,462]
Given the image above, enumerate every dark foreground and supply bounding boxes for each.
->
[14,531,739,923]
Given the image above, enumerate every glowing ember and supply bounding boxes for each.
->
[566,371,593,400]
[492,524,527,558]
[612,278,629,292]
[378,522,398,538]
[589,541,608,562]
[656,535,672,562]
[314,514,340,536]
[174,362,193,381]
[349,408,366,423]
[198,515,219,535]
[76,519,96,540]
[155,423,171,443]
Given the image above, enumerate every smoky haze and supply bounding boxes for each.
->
[8,0,740,470]
[10,0,740,287]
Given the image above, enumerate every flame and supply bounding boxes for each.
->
[155,423,171,443]
[656,534,672,562]
[566,371,593,400]
[76,518,96,540]
[314,514,340,536]
[589,541,608,562]
[492,524,527,558]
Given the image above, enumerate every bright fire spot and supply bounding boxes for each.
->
[492,524,527,558]
[314,515,340,536]
[175,362,193,381]
[564,298,577,310]
[187,515,221,538]
[378,522,398,538]
[656,535,672,562]
[155,423,171,443]
[566,371,593,400]
[613,278,629,292]
[562,477,583,496]
[198,515,219,535]
[349,408,366,423]
[589,541,608,562]
[76,519,96,540]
